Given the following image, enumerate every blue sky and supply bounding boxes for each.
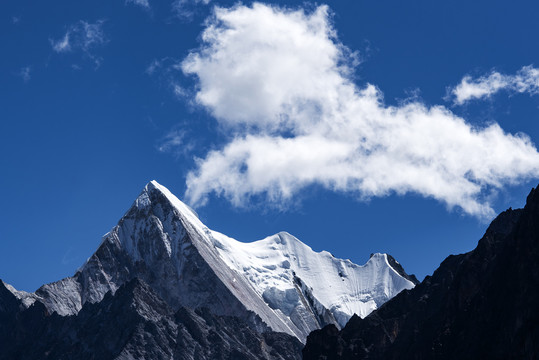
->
[2,0,539,292]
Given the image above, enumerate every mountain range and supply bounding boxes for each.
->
[0,181,416,359]
[303,187,539,359]
[5,180,537,359]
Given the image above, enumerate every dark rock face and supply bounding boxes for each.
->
[0,278,302,360]
[304,188,539,359]
[384,254,419,285]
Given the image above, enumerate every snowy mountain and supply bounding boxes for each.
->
[4,181,416,342]
[303,187,539,359]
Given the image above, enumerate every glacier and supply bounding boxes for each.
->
[4,180,415,342]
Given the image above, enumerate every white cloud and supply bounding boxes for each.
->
[126,0,150,9]
[157,129,195,157]
[146,57,182,75]
[172,0,211,19]
[146,59,162,75]
[181,3,539,218]
[51,33,71,53]
[50,20,107,66]
[158,132,184,153]
[19,66,31,82]
[450,65,539,105]
[145,57,188,99]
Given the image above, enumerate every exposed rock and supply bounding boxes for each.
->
[303,188,539,359]
[0,278,302,360]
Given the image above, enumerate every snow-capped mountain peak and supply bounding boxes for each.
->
[14,181,416,342]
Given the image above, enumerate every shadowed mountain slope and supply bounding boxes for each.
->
[0,278,303,360]
[304,187,539,359]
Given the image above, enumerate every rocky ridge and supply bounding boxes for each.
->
[0,277,303,360]
[303,187,539,359]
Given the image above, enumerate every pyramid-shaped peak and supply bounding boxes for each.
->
[143,179,172,195]
[138,180,199,221]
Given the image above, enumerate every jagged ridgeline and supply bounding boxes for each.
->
[0,181,416,359]
[303,187,539,359]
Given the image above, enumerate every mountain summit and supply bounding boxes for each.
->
[4,181,416,342]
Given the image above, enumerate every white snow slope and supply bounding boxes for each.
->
[5,181,415,342]
[211,231,413,327]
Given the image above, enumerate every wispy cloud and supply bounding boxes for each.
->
[157,129,195,157]
[449,65,539,105]
[61,247,78,266]
[145,58,168,75]
[51,33,71,53]
[172,0,211,20]
[126,0,150,9]
[146,57,189,99]
[180,3,539,219]
[50,20,107,67]
[19,66,31,82]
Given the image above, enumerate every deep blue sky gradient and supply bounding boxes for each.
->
[2,0,539,291]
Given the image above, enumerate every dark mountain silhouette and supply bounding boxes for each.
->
[303,187,539,359]
[0,278,302,360]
